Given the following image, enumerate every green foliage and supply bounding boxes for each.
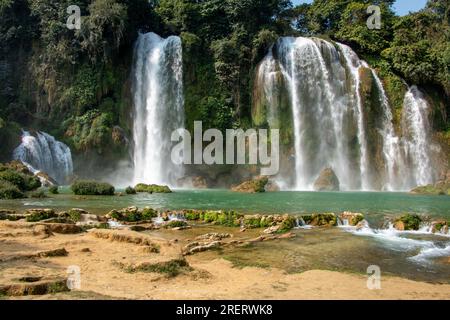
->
[0,180,25,199]
[125,186,136,194]
[396,214,422,231]
[165,220,188,228]
[71,180,115,195]
[278,216,296,233]
[48,186,59,194]
[382,10,450,92]
[30,190,47,198]
[26,209,56,222]
[134,183,172,193]
[0,169,41,192]
[141,207,157,220]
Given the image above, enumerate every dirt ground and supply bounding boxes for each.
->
[1,220,449,300]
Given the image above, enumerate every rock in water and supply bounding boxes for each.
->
[313,168,340,191]
[232,176,269,193]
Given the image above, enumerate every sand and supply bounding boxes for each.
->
[0,220,449,300]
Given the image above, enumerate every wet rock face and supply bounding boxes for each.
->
[313,168,340,191]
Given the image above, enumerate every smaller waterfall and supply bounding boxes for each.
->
[401,86,436,186]
[13,131,73,184]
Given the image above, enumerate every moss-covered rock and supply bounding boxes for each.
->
[106,206,157,222]
[25,209,57,222]
[394,214,422,231]
[71,180,115,195]
[410,182,450,195]
[134,183,172,193]
[302,213,337,227]
[339,212,364,226]
[231,176,269,193]
[165,220,188,229]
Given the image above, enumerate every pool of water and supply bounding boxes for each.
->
[1,189,449,221]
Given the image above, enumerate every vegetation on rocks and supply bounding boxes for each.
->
[25,209,57,222]
[71,180,115,195]
[134,183,172,193]
[394,214,422,231]
[232,176,269,193]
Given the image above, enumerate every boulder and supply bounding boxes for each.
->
[431,220,449,234]
[195,233,231,241]
[393,214,422,231]
[231,176,269,193]
[35,171,57,187]
[25,209,57,222]
[339,212,364,226]
[313,168,340,191]
[32,225,54,239]
[302,213,337,227]
[265,180,280,192]
[183,241,221,255]
[42,223,82,234]
[263,225,281,234]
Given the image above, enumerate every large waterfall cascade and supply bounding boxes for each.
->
[13,130,73,184]
[131,32,185,186]
[255,36,438,191]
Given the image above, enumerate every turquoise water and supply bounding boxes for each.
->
[2,189,449,283]
[1,189,448,221]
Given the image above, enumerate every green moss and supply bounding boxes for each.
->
[165,220,188,228]
[134,183,172,193]
[71,180,115,195]
[26,209,56,222]
[141,207,157,220]
[396,214,422,231]
[184,210,201,221]
[122,259,191,277]
[68,209,82,222]
[278,216,296,233]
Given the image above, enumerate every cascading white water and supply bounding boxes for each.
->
[337,43,371,190]
[257,37,367,190]
[131,32,184,186]
[401,86,436,187]
[370,70,404,191]
[255,36,437,191]
[13,130,73,184]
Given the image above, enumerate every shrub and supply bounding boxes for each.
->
[125,186,136,194]
[165,220,188,228]
[48,186,59,194]
[141,207,157,220]
[71,180,115,195]
[0,180,25,199]
[30,190,47,198]
[0,169,41,191]
[134,183,172,193]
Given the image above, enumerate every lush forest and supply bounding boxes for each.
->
[0,0,449,173]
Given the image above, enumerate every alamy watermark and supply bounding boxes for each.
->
[367,265,381,290]
[171,121,280,176]
[66,5,81,30]
[67,265,81,290]
[367,5,382,30]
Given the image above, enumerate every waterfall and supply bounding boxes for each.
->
[370,70,403,191]
[131,32,184,186]
[255,36,437,191]
[337,43,371,190]
[13,131,73,184]
[256,37,364,190]
[401,86,436,187]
